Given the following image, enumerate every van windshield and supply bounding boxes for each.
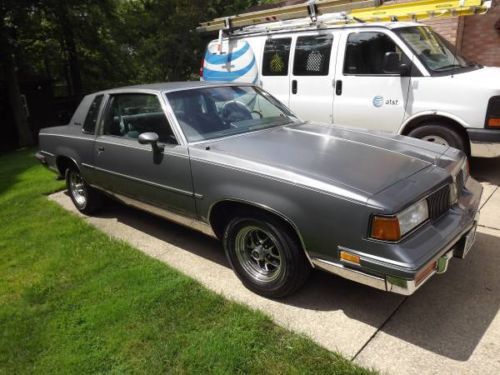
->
[166,86,300,142]
[395,26,478,74]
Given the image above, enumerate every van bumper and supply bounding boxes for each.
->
[467,128,500,158]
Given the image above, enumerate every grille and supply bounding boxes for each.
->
[456,170,465,194]
[427,185,450,220]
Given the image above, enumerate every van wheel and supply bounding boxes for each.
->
[408,123,466,152]
[223,212,311,299]
[65,167,103,214]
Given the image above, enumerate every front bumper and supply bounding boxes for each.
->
[312,172,482,296]
[312,218,478,295]
[467,128,500,158]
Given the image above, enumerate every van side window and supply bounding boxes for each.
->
[102,94,177,144]
[344,32,409,75]
[82,95,103,134]
[262,38,292,76]
[293,34,333,76]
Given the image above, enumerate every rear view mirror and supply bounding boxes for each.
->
[138,132,164,152]
[383,52,410,76]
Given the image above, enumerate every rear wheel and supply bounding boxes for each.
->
[408,122,466,152]
[65,167,103,214]
[223,212,311,298]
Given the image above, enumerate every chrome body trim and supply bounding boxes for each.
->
[84,163,195,197]
[97,188,217,238]
[39,133,94,141]
[93,136,189,158]
[312,258,388,292]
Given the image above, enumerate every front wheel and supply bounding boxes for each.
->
[223,213,311,298]
[65,167,103,214]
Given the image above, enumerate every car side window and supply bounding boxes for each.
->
[344,32,410,75]
[293,34,333,76]
[262,38,292,76]
[82,95,103,134]
[102,93,177,144]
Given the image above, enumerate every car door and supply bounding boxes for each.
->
[259,37,292,106]
[92,92,196,217]
[333,30,412,132]
[289,32,337,124]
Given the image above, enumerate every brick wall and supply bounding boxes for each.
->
[425,17,461,45]
[460,1,500,67]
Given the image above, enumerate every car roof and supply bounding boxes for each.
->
[94,81,248,95]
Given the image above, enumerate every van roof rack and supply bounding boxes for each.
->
[197,0,492,35]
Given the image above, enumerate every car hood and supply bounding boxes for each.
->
[192,122,449,202]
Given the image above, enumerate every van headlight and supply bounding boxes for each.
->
[370,199,429,241]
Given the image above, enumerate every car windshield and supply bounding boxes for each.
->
[166,86,299,142]
[395,26,476,74]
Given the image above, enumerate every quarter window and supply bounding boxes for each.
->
[82,95,103,134]
[344,32,410,75]
[293,34,333,76]
[262,38,292,76]
[102,94,177,144]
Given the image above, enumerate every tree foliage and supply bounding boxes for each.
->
[2,0,266,95]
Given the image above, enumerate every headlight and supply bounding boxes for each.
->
[371,199,429,241]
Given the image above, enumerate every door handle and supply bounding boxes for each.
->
[292,80,297,95]
[335,80,343,96]
[97,146,105,152]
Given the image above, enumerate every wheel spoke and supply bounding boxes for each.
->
[235,226,283,282]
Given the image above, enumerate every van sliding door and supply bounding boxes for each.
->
[260,37,292,106]
[289,32,337,124]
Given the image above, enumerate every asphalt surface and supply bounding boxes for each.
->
[49,156,500,374]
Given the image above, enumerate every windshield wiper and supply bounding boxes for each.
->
[434,64,464,71]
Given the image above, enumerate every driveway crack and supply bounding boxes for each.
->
[351,297,408,362]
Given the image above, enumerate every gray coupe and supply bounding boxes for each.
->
[36,82,482,298]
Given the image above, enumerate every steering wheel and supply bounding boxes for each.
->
[221,101,253,123]
[251,110,263,118]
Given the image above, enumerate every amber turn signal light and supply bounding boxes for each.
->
[371,216,401,241]
[488,118,500,128]
[340,250,360,265]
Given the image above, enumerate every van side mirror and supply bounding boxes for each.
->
[138,132,164,152]
[383,52,410,76]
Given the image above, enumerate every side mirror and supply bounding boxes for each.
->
[383,52,410,76]
[138,132,164,152]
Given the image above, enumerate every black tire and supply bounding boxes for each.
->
[223,212,311,299]
[408,123,466,153]
[65,166,103,214]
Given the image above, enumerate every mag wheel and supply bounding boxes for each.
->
[223,212,311,299]
[66,167,103,214]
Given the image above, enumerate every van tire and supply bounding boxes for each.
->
[408,123,466,152]
[223,211,311,299]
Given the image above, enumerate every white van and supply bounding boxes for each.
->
[201,22,500,156]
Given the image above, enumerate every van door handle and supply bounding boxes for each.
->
[335,80,343,95]
[97,146,105,152]
[292,80,297,94]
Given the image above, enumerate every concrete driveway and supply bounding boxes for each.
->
[49,156,500,374]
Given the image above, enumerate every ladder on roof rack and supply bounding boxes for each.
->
[197,0,492,34]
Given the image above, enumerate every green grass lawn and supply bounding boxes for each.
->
[0,149,372,374]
